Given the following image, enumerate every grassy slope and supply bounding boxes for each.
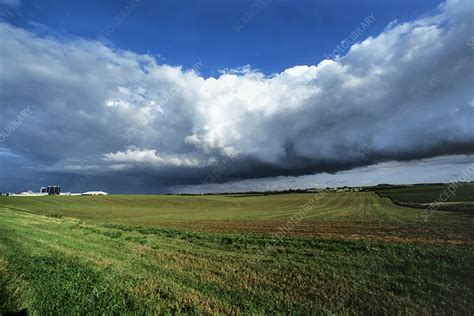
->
[0,192,472,243]
[0,192,417,221]
[1,207,473,314]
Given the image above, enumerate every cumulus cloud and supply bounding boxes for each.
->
[0,0,473,192]
[103,147,206,168]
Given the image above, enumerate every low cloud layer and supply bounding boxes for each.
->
[0,0,473,192]
[173,155,474,194]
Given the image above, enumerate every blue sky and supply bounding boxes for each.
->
[3,0,443,76]
[0,0,473,193]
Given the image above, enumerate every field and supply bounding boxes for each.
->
[376,183,474,203]
[377,183,474,214]
[1,189,473,314]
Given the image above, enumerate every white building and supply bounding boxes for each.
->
[10,190,49,197]
[82,191,109,196]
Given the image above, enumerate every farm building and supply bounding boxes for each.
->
[82,191,109,196]
[40,186,61,195]
[10,190,49,197]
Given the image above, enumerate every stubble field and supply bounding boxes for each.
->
[0,188,473,314]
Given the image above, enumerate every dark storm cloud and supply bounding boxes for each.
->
[0,0,473,193]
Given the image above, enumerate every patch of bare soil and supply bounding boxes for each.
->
[153,219,473,245]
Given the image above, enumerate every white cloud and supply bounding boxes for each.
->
[103,147,204,167]
[0,0,472,190]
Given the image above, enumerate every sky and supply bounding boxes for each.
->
[0,0,473,193]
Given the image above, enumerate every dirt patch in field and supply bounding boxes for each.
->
[149,219,473,245]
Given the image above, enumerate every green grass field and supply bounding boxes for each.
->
[377,183,474,215]
[1,189,473,314]
[377,183,474,203]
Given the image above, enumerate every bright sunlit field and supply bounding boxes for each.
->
[1,189,473,314]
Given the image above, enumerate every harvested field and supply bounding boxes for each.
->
[1,189,473,314]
